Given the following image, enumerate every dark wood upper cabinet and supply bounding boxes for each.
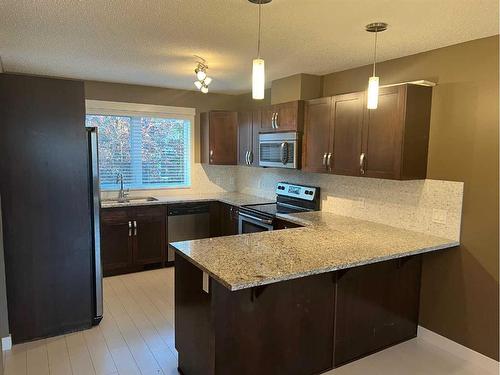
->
[238,111,252,166]
[330,92,365,176]
[302,97,332,173]
[238,110,261,167]
[259,101,304,133]
[361,84,432,180]
[302,84,432,180]
[201,111,238,165]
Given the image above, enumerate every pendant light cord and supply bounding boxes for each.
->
[372,30,378,77]
[257,0,262,58]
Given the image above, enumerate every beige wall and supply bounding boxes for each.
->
[322,35,499,360]
[271,73,322,104]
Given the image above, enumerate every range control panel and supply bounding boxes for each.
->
[275,182,318,201]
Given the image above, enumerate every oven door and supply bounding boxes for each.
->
[238,212,274,234]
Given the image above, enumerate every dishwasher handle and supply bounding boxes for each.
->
[167,203,210,216]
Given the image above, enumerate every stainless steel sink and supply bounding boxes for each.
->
[101,196,158,205]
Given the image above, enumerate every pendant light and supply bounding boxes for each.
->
[249,0,271,100]
[365,22,388,109]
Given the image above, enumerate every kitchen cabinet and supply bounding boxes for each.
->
[260,101,305,133]
[201,111,238,165]
[302,97,332,173]
[361,85,432,179]
[302,84,432,179]
[330,92,365,176]
[209,202,239,237]
[134,206,166,265]
[333,255,421,366]
[175,253,422,374]
[238,110,260,166]
[100,208,134,274]
[101,205,166,276]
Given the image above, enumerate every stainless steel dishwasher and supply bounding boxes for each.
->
[167,202,211,262]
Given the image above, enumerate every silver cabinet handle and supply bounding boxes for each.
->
[128,221,132,237]
[360,153,366,175]
[249,150,253,165]
[209,149,214,163]
[322,152,327,167]
[275,112,279,128]
[327,152,332,171]
[271,112,276,128]
[245,150,249,165]
[133,220,137,236]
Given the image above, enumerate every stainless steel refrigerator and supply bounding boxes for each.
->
[88,126,103,325]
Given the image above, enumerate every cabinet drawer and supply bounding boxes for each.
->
[101,208,130,223]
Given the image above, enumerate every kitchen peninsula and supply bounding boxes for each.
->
[172,212,458,375]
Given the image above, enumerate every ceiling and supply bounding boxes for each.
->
[1,0,498,94]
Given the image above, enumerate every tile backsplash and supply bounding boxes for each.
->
[236,166,463,241]
[100,163,238,199]
[102,164,463,241]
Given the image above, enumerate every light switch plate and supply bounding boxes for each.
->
[432,209,448,224]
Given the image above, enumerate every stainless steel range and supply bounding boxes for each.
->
[238,182,320,234]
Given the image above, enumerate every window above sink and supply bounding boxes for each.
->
[86,100,195,191]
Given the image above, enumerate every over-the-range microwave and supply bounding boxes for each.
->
[259,132,300,169]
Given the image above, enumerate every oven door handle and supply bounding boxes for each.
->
[239,212,273,225]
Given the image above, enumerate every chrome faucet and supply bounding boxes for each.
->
[116,173,129,203]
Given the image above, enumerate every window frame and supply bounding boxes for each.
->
[85,100,196,191]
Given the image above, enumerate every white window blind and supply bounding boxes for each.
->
[85,102,193,190]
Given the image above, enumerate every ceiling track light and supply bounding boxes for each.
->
[365,22,388,109]
[249,0,272,100]
[193,56,212,94]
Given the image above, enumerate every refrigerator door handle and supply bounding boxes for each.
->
[88,127,103,323]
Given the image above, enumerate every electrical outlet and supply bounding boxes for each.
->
[432,209,447,224]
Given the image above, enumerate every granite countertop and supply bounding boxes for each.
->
[172,211,459,291]
[100,192,273,209]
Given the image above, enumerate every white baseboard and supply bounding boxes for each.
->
[418,326,499,374]
[1,335,11,351]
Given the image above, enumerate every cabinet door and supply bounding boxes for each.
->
[334,256,421,366]
[250,110,261,166]
[238,111,253,166]
[260,106,276,132]
[219,203,239,236]
[302,97,332,173]
[330,92,365,176]
[361,86,405,179]
[275,101,304,132]
[133,206,166,265]
[100,209,133,276]
[208,111,238,165]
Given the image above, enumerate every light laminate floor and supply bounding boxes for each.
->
[2,268,495,375]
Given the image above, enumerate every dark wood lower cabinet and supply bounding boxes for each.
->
[101,205,166,276]
[208,202,239,237]
[175,254,422,375]
[175,255,335,375]
[334,256,422,366]
[100,209,133,274]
